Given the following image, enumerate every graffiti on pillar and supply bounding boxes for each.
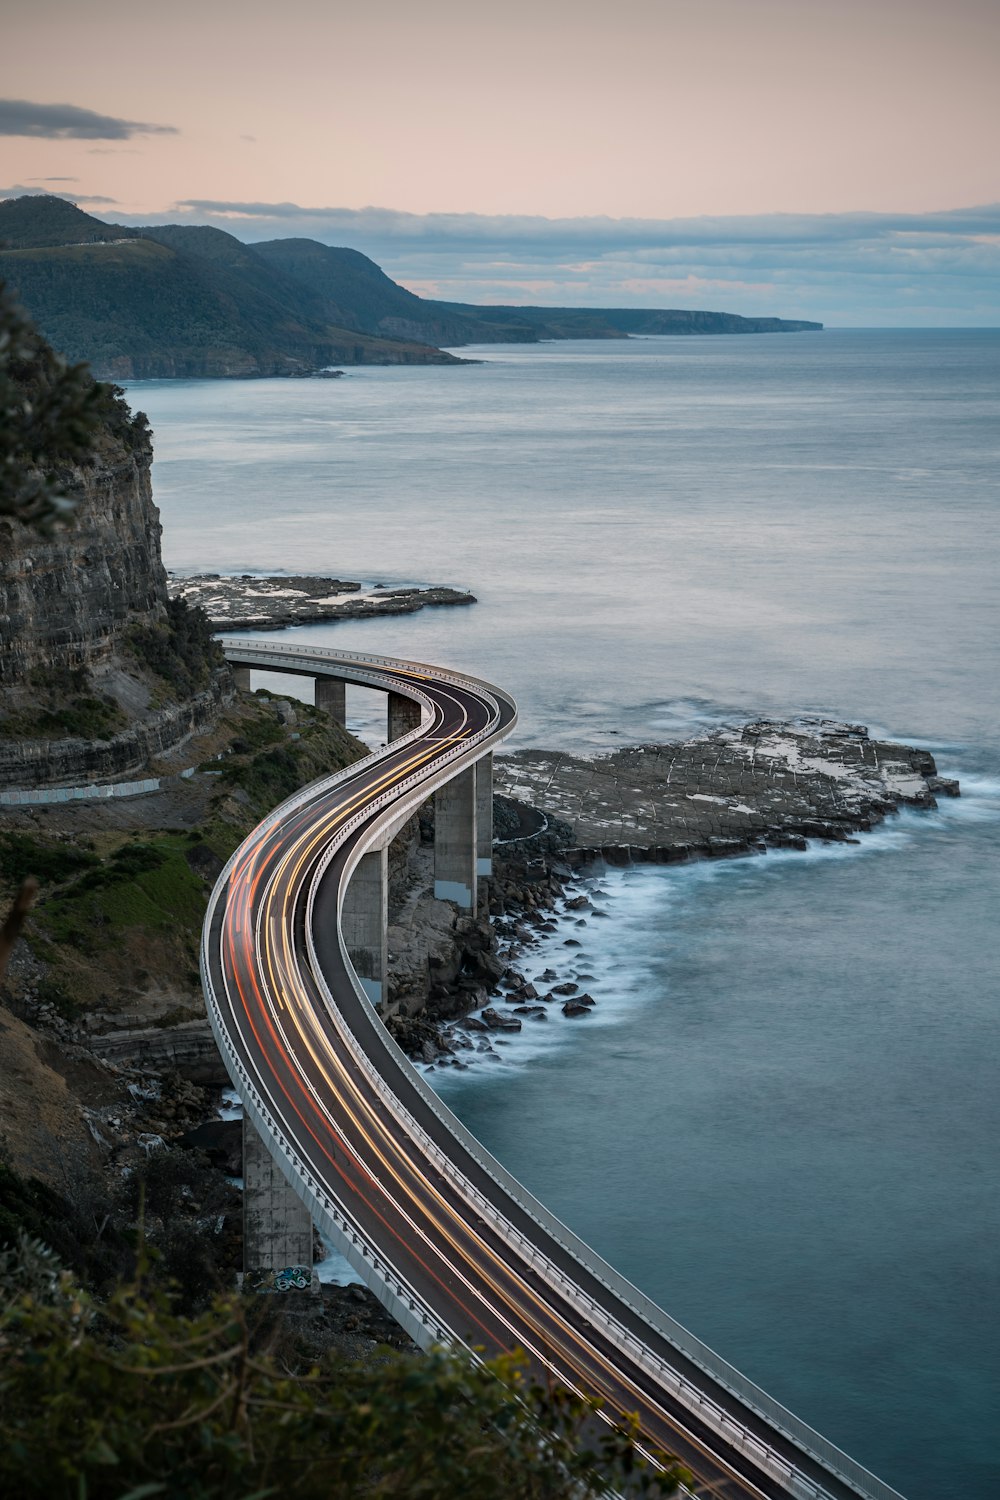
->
[245,1265,312,1293]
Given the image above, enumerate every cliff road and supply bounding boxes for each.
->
[202,641,904,1500]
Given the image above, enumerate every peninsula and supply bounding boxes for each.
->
[0,195,822,380]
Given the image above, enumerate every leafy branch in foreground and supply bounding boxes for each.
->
[0,1244,690,1499]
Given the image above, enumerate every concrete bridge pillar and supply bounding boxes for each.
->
[387,690,421,743]
[434,766,477,911]
[242,1115,314,1283]
[232,666,252,692]
[315,676,347,727]
[342,847,388,1005]
[476,753,493,877]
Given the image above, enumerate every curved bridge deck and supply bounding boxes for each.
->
[202,642,905,1500]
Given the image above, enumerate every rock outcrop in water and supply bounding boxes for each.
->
[379,721,959,1065]
[169,573,477,630]
[494,719,959,864]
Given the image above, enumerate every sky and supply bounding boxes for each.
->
[2,0,998,324]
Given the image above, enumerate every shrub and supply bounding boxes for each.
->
[127,596,224,699]
[0,1249,688,1499]
[0,832,99,885]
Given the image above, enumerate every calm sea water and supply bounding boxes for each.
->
[127,330,1000,1500]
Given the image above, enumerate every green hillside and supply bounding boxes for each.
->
[0,192,140,249]
[0,195,821,378]
[252,237,536,345]
[0,198,463,377]
[253,240,822,344]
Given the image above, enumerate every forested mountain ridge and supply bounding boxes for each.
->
[0,195,821,380]
[0,198,463,377]
[254,236,822,344]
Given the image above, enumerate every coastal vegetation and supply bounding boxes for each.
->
[0,691,366,1017]
[126,597,225,701]
[0,277,129,532]
[0,1232,685,1499]
[0,198,463,378]
[0,195,820,380]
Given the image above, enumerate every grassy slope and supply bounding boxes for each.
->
[0,694,366,1020]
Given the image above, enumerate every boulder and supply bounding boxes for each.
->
[480,1007,522,1033]
[177,1118,242,1175]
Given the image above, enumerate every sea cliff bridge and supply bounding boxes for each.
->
[202,640,904,1500]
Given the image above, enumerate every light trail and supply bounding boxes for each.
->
[203,643,907,1500]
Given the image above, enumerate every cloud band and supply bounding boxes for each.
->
[0,99,176,140]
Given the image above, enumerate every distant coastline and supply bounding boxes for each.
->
[0,194,822,380]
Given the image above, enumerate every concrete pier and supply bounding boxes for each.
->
[242,1114,313,1280]
[315,676,347,726]
[388,690,421,743]
[342,847,388,1004]
[232,666,252,692]
[476,753,493,876]
[434,766,477,911]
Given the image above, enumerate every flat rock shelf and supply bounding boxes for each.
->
[168,573,476,630]
[495,719,960,864]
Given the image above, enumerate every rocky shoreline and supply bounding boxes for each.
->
[9,714,950,1072]
[495,717,959,864]
[168,573,476,631]
[1,710,956,1325]
[387,718,958,1066]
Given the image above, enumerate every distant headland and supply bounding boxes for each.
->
[0,195,822,380]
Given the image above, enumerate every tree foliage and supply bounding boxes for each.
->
[0,279,149,533]
[0,279,101,531]
[0,1240,689,1500]
[127,596,225,698]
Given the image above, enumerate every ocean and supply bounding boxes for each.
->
[125,328,1000,1500]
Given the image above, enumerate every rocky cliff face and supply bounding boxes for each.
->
[0,372,230,784]
[0,415,166,687]
[0,685,226,788]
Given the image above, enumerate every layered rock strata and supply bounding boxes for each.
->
[0,415,164,687]
[0,684,226,788]
[0,379,232,786]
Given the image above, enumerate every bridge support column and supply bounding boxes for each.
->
[434,766,477,911]
[476,753,493,877]
[242,1115,314,1285]
[387,690,421,743]
[315,676,346,726]
[232,666,252,692]
[342,847,387,1005]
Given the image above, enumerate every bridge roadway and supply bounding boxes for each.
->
[203,642,904,1500]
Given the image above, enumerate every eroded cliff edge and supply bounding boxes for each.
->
[0,378,232,787]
